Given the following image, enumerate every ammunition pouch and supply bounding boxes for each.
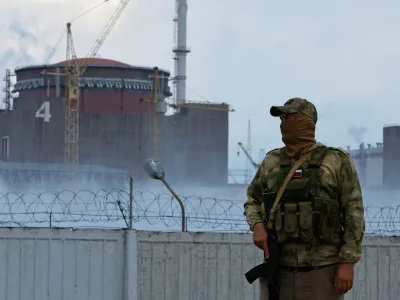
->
[273,196,342,245]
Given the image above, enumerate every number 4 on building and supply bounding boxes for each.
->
[35,102,51,122]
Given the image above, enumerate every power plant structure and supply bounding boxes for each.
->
[0,58,230,188]
[0,0,233,189]
[348,124,400,189]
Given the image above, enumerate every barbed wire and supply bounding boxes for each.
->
[0,189,398,234]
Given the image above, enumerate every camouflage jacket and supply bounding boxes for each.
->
[244,142,365,267]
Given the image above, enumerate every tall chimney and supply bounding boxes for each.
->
[173,0,190,113]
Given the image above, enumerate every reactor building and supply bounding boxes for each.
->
[0,57,230,188]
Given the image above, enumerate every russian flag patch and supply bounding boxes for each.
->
[292,169,302,179]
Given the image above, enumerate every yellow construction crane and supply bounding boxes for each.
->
[42,0,131,176]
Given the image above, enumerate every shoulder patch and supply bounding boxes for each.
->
[328,146,348,157]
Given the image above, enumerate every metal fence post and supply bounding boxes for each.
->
[129,176,133,229]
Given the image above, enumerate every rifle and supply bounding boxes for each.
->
[244,150,314,299]
[244,192,280,299]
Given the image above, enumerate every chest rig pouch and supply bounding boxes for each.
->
[273,146,342,246]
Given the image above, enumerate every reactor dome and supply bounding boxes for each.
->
[13,57,172,115]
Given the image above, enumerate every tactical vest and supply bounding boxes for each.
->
[273,146,343,246]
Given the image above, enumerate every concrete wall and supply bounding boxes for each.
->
[0,228,399,300]
[0,228,130,300]
[136,231,258,300]
[162,107,229,186]
[0,96,229,185]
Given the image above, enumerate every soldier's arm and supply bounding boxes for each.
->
[244,159,265,231]
[338,154,365,264]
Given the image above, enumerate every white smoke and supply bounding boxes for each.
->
[347,125,369,145]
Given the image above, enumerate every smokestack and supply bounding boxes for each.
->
[173,0,190,113]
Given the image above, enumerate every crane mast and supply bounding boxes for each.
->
[56,0,131,176]
[64,23,79,175]
[237,142,260,168]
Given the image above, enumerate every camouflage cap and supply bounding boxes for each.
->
[270,97,318,124]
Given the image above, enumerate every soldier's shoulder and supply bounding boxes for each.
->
[262,148,281,167]
[322,146,351,168]
[265,147,281,157]
[326,146,349,158]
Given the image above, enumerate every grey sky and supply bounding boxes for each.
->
[1,0,399,171]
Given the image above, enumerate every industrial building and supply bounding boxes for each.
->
[0,0,234,189]
[348,124,400,189]
[0,58,229,187]
[348,142,383,188]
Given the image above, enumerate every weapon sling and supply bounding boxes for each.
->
[266,149,315,230]
[244,148,316,287]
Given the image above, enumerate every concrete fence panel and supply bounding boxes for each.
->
[0,228,399,299]
[136,231,261,300]
[0,228,126,300]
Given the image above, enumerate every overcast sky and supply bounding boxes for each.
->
[1,0,400,171]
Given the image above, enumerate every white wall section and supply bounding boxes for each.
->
[0,228,398,299]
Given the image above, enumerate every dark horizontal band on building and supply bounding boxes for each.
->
[12,77,172,96]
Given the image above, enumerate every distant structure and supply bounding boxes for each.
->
[348,142,384,188]
[0,58,230,187]
[172,0,190,112]
[348,124,400,189]
[382,125,400,188]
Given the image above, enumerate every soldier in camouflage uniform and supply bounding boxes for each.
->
[244,98,365,300]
